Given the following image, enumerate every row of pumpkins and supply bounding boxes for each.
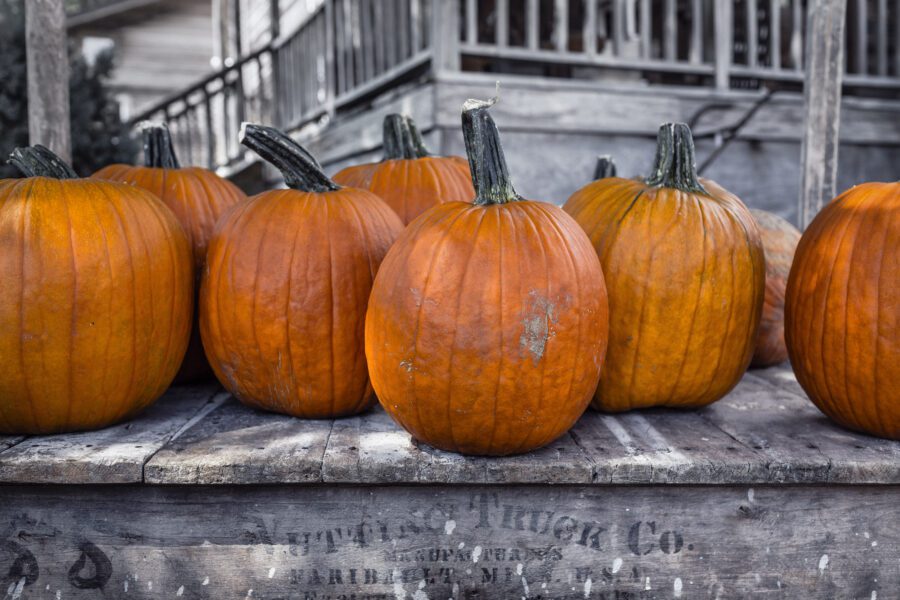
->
[0,99,896,454]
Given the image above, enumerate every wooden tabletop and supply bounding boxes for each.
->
[2,364,899,486]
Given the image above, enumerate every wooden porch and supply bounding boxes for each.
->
[123,0,900,223]
[2,365,899,598]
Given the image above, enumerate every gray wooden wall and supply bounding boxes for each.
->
[305,75,900,226]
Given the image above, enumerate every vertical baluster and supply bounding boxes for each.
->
[584,0,597,56]
[373,0,385,73]
[325,0,336,113]
[398,0,411,59]
[359,0,374,81]
[769,0,781,69]
[235,63,246,131]
[896,0,900,76]
[384,0,397,65]
[466,0,477,44]
[639,0,650,58]
[853,0,867,74]
[790,0,803,69]
[689,0,703,63]
[298,26,307,116]
[554,0,568,51]
[496,0,509,47]
[204,89,215,170]
[331,0,342,96]
[183,111,195,165]
[526,0,538,49]
[876,0,887,76]
[613,0,625,55]
[282,39,294,123]
[714,0,733,89]
[410,0,422,52]
[222,83,233,159]
[746,0,758,67]
[663,0,676,60]
[431,0,460,71]
[345,0,356,89]
[353,0,365,84]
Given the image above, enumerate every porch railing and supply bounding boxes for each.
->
[66,0,159,27]
[128,0,900,173]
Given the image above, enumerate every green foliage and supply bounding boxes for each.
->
[0,1,137,178]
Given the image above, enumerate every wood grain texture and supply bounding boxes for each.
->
[4,371,900,485]
[0,385,219,484]
[1,484,898,599]
[702,374,900,484]
[798,0,848,227]
[25,0,70,161]
[144,397,335,484]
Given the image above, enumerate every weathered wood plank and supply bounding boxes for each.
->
[0,385,220,484]
[571,407,769,484]
[2,484,898,598]
[701,374,900,484]
[798,0,847,227]
[322,405,595,484]
[0,435,26,452]
[25,0,71,161]
[144,396,334,484]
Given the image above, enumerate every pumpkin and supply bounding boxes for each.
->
[749,209,801,367]
[563,123,764,412]
[94,124,247,383]
[785,182,900,439]
[199,124,403,418]
[365,99,609,456]
[593,154,617,180]
[0,145,193,434]
[333,114,474,224]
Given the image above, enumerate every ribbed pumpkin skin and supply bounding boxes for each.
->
[749,209,801,367]
[333,157,474,225]
[564,177,765,412]
[785,182,900,439]
[200,188,403,418]
[366,201,609,455]
[94,164,247,382]
[0,178,193,434]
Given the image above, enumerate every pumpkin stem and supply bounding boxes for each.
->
[382,114,418,160]
[645,123,706,194]
[240,123,340,192]
[594,155,617,180]
[8,145,78,179]
[461,96,520,206]
[404,116,430,158]
[141,122,181,169]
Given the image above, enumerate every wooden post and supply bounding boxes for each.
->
[25,0,70,162]
[713,1,733,91]
[431,0,460,74]
[798,0,847,228]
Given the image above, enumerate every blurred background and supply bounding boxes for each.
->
[1,0,898,224]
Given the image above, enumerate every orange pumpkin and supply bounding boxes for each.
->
[564,123,764,412]
[785,182,900,439]
[749,209,801,367]
[200,124,403,418]
[94,124,247,383]
[365,99,609,456]
[0,146,193,434]
[333,114,473,224]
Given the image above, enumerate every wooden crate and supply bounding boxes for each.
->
[2,365,898,599]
